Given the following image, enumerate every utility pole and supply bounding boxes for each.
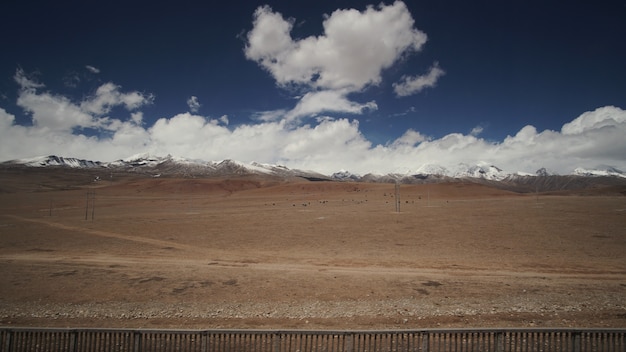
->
[85,191,95,220]
[395,182,401,213]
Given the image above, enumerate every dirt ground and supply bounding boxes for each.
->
[0,170,625,329]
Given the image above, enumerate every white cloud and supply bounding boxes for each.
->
[17,85,96,131]
[470,125,484,136]
[245,1,428,121]
[14,69,153,133]
[1,73,625,176]
[85,65,100,74]
[393,62,445,97]
[390,129,430,148]
[253,109,288,122]
[130,112,143,125]
[80,82,153,116]
[0,108,14,127]
[246,2,426,91]
[186,96,201,113]
[284,90,377,124]
[561,105,626,134]
[14,68,45,90]
[150,113,223,146]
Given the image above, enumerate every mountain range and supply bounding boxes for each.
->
[2,154,626,193]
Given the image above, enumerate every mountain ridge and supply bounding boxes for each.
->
[2,154,626,194]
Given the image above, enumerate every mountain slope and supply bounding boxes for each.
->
[2,155,625,193]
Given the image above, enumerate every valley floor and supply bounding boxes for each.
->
[0,175,625,329]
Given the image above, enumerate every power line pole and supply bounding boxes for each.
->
[395,182,400,213]
[85,193,89,220]
[85,191,95,221]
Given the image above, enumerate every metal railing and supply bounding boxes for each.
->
[1,328,624,352]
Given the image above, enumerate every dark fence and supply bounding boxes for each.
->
[1,328,624,352]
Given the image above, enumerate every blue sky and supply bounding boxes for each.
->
[1,1,625,174]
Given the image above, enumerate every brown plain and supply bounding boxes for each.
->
[1,168,625,329]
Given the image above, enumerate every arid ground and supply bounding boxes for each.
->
[1,168,625,329]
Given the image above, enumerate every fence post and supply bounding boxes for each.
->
[422,332,429,352]
[200,331,207,352]
[70,330,78,352]
[496,331,504,352]
[572,331,581,352]
[134,331,142,352]
[4,329,13,352]
[273,332,281,352]
[344,332,354,352]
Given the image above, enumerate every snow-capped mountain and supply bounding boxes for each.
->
[9,155,103,168]
[414,163,449,177]
[450,163,509,181]
[3,155,626,186]
[100,155,326,179]
[122,153,174,167]
[343,163,535,183]
[573,166,626,178]
[329,162,626,193]
[331,170,361,181]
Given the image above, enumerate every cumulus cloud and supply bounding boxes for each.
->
[285,90,377,124]
[246,1,426,91]
[186,96,201,113]
[389,129,431,148]
[1,71,625,176]
[0,108,17,136]
[561,105,626,134]
[244,1,429,122]
[13,69,152,133]
[80,82,154,116]
[393,62,445,97]
[470,126,484,137]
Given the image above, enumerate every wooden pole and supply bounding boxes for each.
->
[85,192,89,220]
[395,182,400,213]
[85,191,95,220]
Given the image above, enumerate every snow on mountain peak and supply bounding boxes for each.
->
[449,163,508,181]
[4,154,626,181]
[414,164,449,176]
[332,169,361,180]
[114,154,168,167]
[574,166,626,178]
[12,155,101,168]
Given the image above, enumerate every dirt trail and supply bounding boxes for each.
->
[3,214,199,252]
[4,214,624,281]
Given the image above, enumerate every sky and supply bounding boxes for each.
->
[1,0,625,175]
